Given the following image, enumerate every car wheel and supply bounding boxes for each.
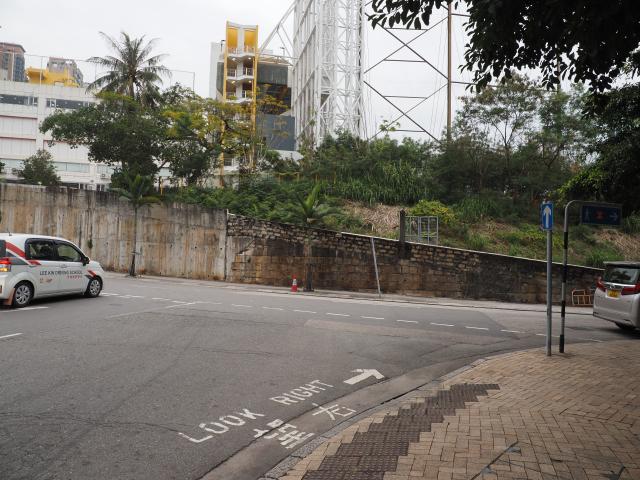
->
[13,282,33,308]
[615,322,636,331]
[85,277,102,298]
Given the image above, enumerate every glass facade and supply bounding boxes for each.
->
[46,98,92,110]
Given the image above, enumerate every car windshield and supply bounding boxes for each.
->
[603,266,640,285]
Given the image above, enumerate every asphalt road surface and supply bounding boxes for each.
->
[0,274,635,480]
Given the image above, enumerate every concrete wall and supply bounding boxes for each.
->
[0,183,601,303]
[226,215,601,304]
[0,184,227,280]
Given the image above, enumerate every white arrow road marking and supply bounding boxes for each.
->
[0,333,23,340]
[344,369,385,385]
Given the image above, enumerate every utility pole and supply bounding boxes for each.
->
[446,3,452,142]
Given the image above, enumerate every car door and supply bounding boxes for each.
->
[54,241,88,293]
[25,238,61,296]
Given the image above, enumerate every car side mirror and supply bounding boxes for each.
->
[82,256,90,266]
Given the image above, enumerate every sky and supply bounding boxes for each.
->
[0,0,473,141]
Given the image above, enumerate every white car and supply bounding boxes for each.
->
[593,261,640,330]
[0,234,104,308]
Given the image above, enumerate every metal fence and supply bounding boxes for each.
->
[404,215,439,245]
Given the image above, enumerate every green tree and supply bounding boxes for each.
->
[41,93,167,178]
[18,150,60,186]
[369,0,640,91]
[281,183,341,291]
[563,77,640,213]
[87,31,170,106]
[110,173,159,277]
[456,74,541,192]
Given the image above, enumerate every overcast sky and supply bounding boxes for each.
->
[1,0,472,141]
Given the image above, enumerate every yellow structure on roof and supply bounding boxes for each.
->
[26,57,83,87]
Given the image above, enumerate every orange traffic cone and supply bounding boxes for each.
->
[291,275,298,293]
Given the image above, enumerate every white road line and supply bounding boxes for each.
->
[465,326,489,331]
[431,322,454,327]
[152,297,173,301]
[293,309,317,314]
[232,304,252,308]
[500,329,523,333]
[101,293,120,296]
[396,319,418,324]
[165,302,198,309]
[121,295,144,299]
[536,333,546,336]
[263,307,284,311]
[21,306,48,311]
[362,316,385,320]
[172,300,188,304]
[326,313,350,317]
[0,333,23,340]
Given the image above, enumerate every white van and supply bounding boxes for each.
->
[0,234,105,308]
[593,261,640,330]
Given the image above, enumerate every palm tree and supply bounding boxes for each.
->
[111,173,160,277]
[87,32,170,106]
[283,183,341,291]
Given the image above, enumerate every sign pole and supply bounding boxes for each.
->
[560,200,578,353]
[541,200,554,357]
[546,228,552,357]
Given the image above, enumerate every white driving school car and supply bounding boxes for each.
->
[593,261,640,330]
[0,234,104,308]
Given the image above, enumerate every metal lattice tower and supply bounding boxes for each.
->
[292,0,365,146]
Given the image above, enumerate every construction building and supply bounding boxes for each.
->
[209,21,297,173]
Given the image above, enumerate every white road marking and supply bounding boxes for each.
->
[344,369,385,385]
[465,326,489,331]
[172,300,188,304]
[431,322,454,327]
[4,306,49,313]
[0,333,23,340]
[326,313,350,317]
[362,316,385,320]
[396,319,418,324]
[575,337,604,343]
[232,304,252,308]
[536,333,546,337]
[165,302,198,309]
[263,307,284,311]
[101,293,120,296]
[501,329,523,333]
[293,309,316,314]
[121,295,144,299]
[152,297,173,301]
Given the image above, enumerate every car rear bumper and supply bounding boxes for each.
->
[593,311,638,328]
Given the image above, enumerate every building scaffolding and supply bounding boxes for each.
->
[290,0,365,146]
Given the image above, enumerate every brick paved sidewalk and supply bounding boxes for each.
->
[280,341,640,480]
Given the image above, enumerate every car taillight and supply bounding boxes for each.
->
[621,283,640,295]
[596,277,606,292]
[0,257,11,273]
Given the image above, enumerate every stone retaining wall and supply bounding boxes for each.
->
[226,215,600,303]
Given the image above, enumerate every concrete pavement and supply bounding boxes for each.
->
[277,341,640,480]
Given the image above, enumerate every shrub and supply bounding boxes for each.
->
[622,213,640,234]
[584,247,623,269]
[409,200,455,225]
[466,233,489,251]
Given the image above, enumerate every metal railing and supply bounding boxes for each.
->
[404,215,439,245]
[227,47,256,55]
